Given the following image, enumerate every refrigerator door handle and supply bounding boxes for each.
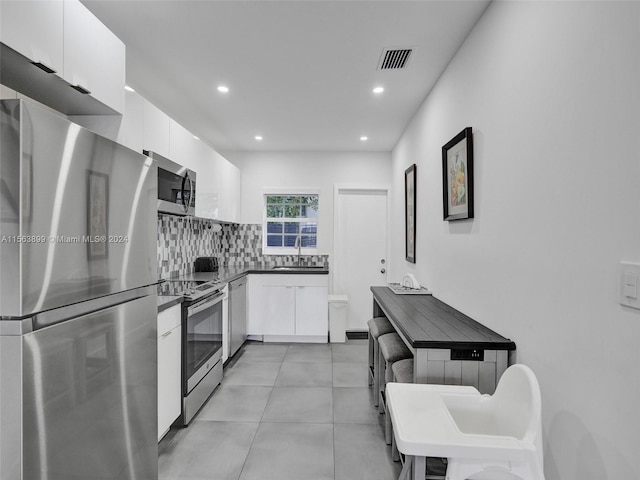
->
[30,285,156,332]
[187,291,224,316]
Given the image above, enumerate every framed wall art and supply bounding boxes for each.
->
[442,127,474,221]
[87,170,109,259]
[405,164,416,263]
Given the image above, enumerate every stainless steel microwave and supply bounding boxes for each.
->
[144,150,196,216]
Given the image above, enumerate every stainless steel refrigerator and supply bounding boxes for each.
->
[0,99,158,480]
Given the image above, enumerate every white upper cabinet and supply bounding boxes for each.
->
[119,90,145,153]
[218,159,241,224]
[117,89,241,222]
[63,0,125,113]
[121,93,171,157]
[143,102,171,158]
[193,146,219,220]
[168,119,240,222]
[169,119,200,170]
[0,0,125,114]
[0,0,64,74]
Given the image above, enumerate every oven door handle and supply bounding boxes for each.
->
[187,291,224,316]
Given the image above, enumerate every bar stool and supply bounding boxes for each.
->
[377,332,411,421]
[390,358,414,458]
[392,358,413,383]
[367,316,395,406]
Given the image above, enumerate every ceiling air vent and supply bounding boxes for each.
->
[378,48,412,70]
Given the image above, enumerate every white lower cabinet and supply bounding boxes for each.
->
[248,274,328,342]
[295,285,330,336]
[157,304,182,441]
[261,285,296,335]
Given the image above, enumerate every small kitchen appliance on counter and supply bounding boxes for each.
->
[194,256,219,272]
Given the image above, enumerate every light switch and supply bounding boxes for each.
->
[620,262,640,309]
[624,273,637,299]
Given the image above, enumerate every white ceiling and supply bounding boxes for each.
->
[82,0,490,153]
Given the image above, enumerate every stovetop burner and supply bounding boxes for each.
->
[158,278,222,300]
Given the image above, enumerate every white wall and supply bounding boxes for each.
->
[224,150,391,254]
[389,2,640,478]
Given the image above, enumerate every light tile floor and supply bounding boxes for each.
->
[159,339,401,480]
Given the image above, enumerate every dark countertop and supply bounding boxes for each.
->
[157,264,329,312]
[371,286,516,351]
[157,295,182,313]
[180,263,329,284]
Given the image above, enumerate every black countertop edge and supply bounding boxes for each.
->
[176,265,329,284]
[412,340,516,350]
[245,268,329,275]
[157,295,183,313]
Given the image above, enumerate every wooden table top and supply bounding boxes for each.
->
[371,286,516,350]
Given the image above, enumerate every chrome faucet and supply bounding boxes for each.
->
[294,235,302,266]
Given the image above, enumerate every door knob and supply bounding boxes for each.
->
[380,268,386,274]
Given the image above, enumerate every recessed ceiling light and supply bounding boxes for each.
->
[360,136,368,141]
[124,85,135,92]
[217,85,229,93]
[255,135,263,141]
[373,86,384,94]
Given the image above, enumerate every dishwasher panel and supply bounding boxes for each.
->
[229,277,247,357]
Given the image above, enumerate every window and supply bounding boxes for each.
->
[264,194,319,253]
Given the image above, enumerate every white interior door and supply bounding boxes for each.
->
[334,187,388,331]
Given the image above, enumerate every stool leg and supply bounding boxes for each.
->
[368,334,374,386]
[380,356,395,414]
[398,455,413,480]
[392,433,400,462]
[413,456,426,480]
[378,357,386,414]
[385,401,392,445]
[372,336,380,405]
[375,341,384,409]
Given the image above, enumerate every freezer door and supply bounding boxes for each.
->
[1,294,158,480]
[0,99,157,317]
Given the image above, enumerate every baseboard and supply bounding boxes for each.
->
[262,335,328,343]
[346,330,368,340]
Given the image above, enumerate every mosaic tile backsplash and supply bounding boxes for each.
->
[157,214,329,278]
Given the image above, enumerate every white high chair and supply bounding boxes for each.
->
[387,364,545,480]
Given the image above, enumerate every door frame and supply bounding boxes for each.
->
[332,185,389,313]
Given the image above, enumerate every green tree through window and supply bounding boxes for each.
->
[265,194,319,249]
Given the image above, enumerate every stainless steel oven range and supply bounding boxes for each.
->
[159,279,226,425]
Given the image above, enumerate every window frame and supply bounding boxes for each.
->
[262,189,320,256]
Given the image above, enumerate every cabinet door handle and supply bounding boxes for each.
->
[161,330,173,338]
[31,61,56,74]
[70,84,91,95]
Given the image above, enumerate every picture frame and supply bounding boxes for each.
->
[87,170,109,259]
[405,164,416,263]
[442,127,474,221]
